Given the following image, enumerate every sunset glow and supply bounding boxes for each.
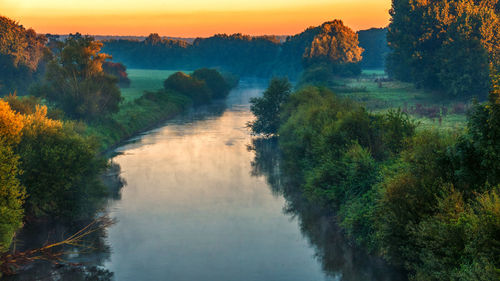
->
[1,0,391,36]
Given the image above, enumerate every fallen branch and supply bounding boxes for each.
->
[0,216,114,276]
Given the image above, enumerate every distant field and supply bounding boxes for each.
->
[120,69,191,101]
[337,69,467,130]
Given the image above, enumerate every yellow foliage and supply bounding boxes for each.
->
[0,99,25,145]
[22,105,62,137]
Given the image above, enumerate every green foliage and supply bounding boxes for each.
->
[386,0,500,98]
[0,143,24,252]
[2,93,41,115]
[191,68,231,99]
[88,68,236,150]
[257,77,500,279]
[298,64,335,87]
[0,100,26,251]
[357,28,389,69]
[18,110,107,220]
[88,89,190,150]
[376,131,454,264]
[163,71,211,105]
[275,85,418,254]
[102,33,280,77]
[449,71,500,195]
[248,78,292,136]
[34,34,123,120]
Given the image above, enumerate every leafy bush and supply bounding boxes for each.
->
[163,72,211,105]
[191,68,230,99]
[247,78,292,136]
[18,106,107,220]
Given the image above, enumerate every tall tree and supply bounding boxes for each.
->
[247,78,292,136]
[37,34,122,120]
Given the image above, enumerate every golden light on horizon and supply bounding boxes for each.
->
[1,0,391,36]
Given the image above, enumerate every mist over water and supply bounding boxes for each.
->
[104,81,330,281]
[8,80,402,281]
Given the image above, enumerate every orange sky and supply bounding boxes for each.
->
[1,0,392,37]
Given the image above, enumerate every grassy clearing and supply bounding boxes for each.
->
[120,69,191,101]
[334,69,468,130]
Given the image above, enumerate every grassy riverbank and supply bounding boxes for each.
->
[87,68,239,151]
[87,69,193,150]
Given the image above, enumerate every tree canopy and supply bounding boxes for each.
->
[386,0,500,98]
[0,16,48,94]
[247,78,292,136]
[34,34,122,120]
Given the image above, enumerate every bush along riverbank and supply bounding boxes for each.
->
[248,77,500,280]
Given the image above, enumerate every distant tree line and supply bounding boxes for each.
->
[102,20,379,79]
[386,0,500,99]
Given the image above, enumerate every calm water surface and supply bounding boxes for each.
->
[105,81,332,281]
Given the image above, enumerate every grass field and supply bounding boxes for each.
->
[120,69,191,101]
[334,69,468,130]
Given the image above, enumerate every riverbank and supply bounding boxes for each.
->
[81,68,240,152]
[0,68,238,276]
[87,90,191,152]
[249,79,500,280]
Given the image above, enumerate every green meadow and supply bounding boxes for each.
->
[335,69,468,130]
[120,69,191,101]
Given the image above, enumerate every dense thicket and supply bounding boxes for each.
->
[0,16,48,95]
[0,99,107,252]
[250,75,500,280]
[102,20,367,79]
[387,0,500,99]
[18,107,107,220]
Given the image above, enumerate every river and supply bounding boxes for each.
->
[7,80,404,281]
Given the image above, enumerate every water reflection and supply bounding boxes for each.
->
[4,161,126,281]
[249,138,406,281]
[103,98,332,281]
